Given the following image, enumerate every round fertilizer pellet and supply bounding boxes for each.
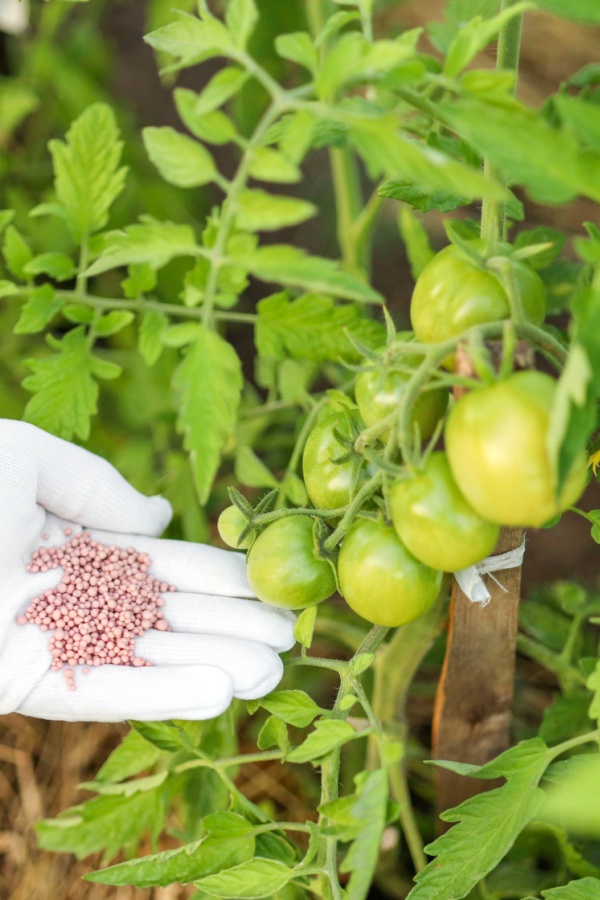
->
[19,532,176,688]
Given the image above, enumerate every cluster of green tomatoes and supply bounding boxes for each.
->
[218,241,589,628]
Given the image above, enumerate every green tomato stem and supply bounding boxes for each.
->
[480,1,523,250]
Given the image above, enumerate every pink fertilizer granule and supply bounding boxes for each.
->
[17,531,176,690]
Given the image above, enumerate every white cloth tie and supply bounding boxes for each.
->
[454,539,526,606]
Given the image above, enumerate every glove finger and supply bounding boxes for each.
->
[16,664,234,723]
[88,529,254,599]
[163,593,295,652]
[135,631,284,700]
[0,420,172,538]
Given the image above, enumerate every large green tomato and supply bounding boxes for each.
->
[303,412,361,510]
[445,371,588,527]
[411,242,547,346]
[355,364,448,442]
[247,516,336,609]
[337,519,441,627]
[390,452,500,571]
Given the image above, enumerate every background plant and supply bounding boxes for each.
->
[1,0,600,897]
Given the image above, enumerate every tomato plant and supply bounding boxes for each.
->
[338,518,442,627]
[247,516,335,609]
[446,371,589,527]
[390,451,500,572]
[3,0,600,898]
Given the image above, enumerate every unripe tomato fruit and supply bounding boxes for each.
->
[355,365,448,442]
[445,371,588,528]
[410,242,546,348]
[302,412,360,510]
[247,516,336,609]
[390,452,500,571]
[217,505,254,549]
[338,519,441,627]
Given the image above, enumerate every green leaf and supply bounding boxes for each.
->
[22,327,111,440]
[242,246,382,303]
[143,127,216,188]
[555,95,600,152]
[130,720,187,753]
[3,225,33,280]
[122,262,157,298]
[275,32,318,73]
[261,690,325,728]
[441,96,600,205]
[379,179,466,214]
[139,311,168,366]
[175,89,237,145]
[0,209,14,232]
[256,291,385,364]
[193,67,248,116]
[408,740,552,900]
[24,252,76,282]
[541,878,600,898]
[235,445,278,489]
[539,689,594,743]
[0,279,17,299]
[235,190,316,232]
[84,217,197,277]
[398,206,434,280]
[49,103,127,243]
[428,0,500,53]
[226,0,258,49]
[248,147,301,184]
[349,117,503,203]
[542,755,600,839]
[36,788,166,862]
[288,719,355,764]
[85,832,255,887]
[14,284,63,334]
[173,326,243,504]
[294,606,316,649]
[162,322,202,347]
[349,652,374,677]
[340,769,388,900]
[587,660,600,725]
[257,715,290,754]
[202,812,255,838]
[444,2,533,78]
[279,109,316,165]
[144,12,233,70]
[193,858,293,898]
[535,0,600,24]
[96,728,163,784]
[514,227,565,270]
[94,311,135,337]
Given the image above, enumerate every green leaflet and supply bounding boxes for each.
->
[96,728,164,784]
[139,311,168,366]
[255,292,385,364]
[144,11,233,70]
[49,103,127,242]
[340,769,389,900]
[225,0,258,49]
[441,96,600,205]
[173,326,243,504]
[193,858,294,898]
[260,690,326,728]
[287,719,356,764]
[535,0,600,24]
[14,284,63,335]
[143,127,217,188]
[539,877,600,898]
[22,327,120,440]
[84,217,197,277]
[36,787,167,862]
[408,740,552,900]
[85,832,255,887]
[235,189,316,232]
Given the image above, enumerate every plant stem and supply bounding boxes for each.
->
[329,147,365,275]
[480,2,523,249]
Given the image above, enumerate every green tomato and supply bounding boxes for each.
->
[217,505,254,549]
[337,519,442,627]
[445,371,588,528]
[390,452,500,571]
[247,515,336,609]
[355,365,448,442]
[302,412,361,510]
[410,242,547,347]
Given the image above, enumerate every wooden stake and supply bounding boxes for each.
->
[432,340,532,827]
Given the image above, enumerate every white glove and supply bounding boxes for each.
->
[0,420,295,722]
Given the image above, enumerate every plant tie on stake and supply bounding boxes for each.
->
[453,539,526,606]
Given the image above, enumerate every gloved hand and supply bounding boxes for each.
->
[0,420,295,722]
